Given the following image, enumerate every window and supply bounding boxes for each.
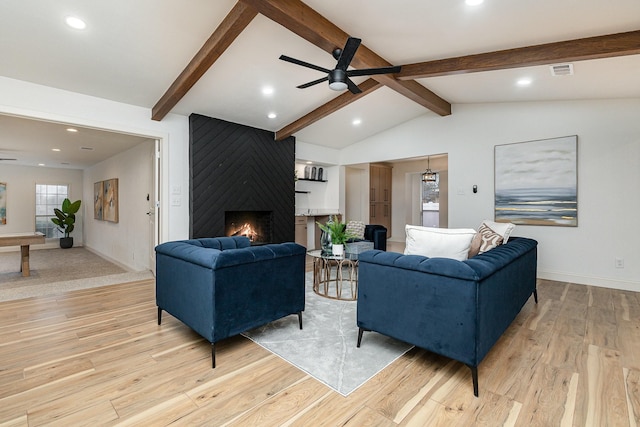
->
[35,184,69,238]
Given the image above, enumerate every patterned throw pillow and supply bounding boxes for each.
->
[477,223,504,254]
[345,220,366,240]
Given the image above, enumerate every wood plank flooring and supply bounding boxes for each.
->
[0,277,639,426]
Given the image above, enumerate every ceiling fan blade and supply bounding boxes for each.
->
[335,37,361,70]
[279,55,331,74]
[346,78,362,94]
[297,76,329,89]
[347,65,402,77]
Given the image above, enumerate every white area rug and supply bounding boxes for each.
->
[243,273,413,396]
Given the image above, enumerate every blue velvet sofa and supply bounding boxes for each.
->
[356,237,538,396]
[155,236,306,367]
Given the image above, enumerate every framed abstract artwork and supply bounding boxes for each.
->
[103,178,119,223]
[94,181,103,220]
[494,135,577,226]
[0,182,6,225]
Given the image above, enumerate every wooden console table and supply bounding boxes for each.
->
[0,232,45,277]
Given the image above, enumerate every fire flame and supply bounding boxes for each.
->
[230,222,256,241]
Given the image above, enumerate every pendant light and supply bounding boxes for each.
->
[422,156,437,182]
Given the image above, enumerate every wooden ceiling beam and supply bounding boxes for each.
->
[239,0,451,116]
[151,3,258,121]
[397,30,640,80]
[275,79,382,141]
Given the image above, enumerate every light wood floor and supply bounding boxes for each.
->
[1,275,639,426]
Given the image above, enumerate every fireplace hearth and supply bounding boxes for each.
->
[225,211,273,245]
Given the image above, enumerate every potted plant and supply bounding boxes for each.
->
[51,198,82,249]
[316,219,356,256]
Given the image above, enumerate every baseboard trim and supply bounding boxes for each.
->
[538,270,640,292]
[83,245,135,272]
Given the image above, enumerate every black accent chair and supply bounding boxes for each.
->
[364,224,387,251]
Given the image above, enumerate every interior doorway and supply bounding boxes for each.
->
[0,112,165,273]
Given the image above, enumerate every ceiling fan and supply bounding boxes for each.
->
[279,37,401,94]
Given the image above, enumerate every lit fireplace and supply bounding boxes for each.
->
[225,211,273,245]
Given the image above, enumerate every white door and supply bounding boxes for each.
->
[148,140,160,275]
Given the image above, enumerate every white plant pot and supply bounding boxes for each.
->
[332,244,344,256]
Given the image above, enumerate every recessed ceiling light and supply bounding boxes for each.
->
[262,86,274,96]
[65,16,86,30]
[352,118,362,126]
[66,128,78,133]
[52,148,61,152]
[38,163,45,167]
[516,78,532,86]
[465,0,484,5]
[267,112,277,119]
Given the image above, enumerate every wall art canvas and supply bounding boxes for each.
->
[495,135,577,226]
[0,182,6,225]
[94,181,103,220]
[103,178,119,223]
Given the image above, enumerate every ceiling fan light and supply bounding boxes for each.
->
[328,69,347,91]
[329,81,347,91]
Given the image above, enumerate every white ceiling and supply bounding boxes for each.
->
[0,0,639,168]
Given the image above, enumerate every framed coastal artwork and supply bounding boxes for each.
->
[494,135,577,227]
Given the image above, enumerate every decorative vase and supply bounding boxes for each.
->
[320,230,332,254]
[332,243,344,256]
[60,237,74,249]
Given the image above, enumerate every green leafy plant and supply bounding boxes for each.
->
[316,219,357,245]
[51,198,82,238]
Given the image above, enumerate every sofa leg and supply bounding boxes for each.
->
[297,311,303,329]
[469,365,479,397]
[357,327,364,348]
[211,343,216,368]
[157,307,162,325]
[533,288,538,304]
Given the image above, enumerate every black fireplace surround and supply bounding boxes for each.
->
[189,114,295,243]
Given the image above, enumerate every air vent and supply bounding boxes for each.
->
[80,146,94,151]
[550,63,574,76]
[0,158,17,161]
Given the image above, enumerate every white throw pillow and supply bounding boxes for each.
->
[404,225,477,261]
[481,220,516,243]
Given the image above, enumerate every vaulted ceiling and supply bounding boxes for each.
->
[0,0,639,167]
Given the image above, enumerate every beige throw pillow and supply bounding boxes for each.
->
[345,221,365,240]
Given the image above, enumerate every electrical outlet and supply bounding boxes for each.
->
[615,258,624,268]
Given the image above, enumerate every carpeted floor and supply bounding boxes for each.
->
[0,247,154,301]
[243,272,413,396]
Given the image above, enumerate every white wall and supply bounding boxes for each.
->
[0,76,191,246]
[340,99,640,291]
[84,141,154,270]
[0,164,83,251]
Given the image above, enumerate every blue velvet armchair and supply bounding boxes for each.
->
[155,236,306,367]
